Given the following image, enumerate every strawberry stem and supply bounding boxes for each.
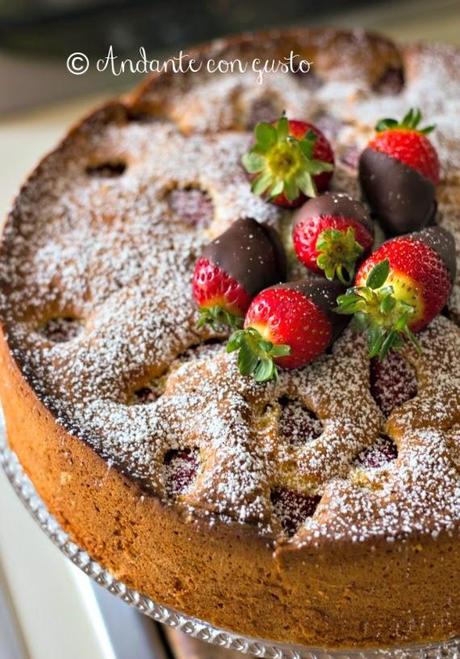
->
[316,227,364,285]
[226,327,290,382]
[198,305,243,331]
[242,114,333,202]
[375,107,435,135]
[335,259,420,360]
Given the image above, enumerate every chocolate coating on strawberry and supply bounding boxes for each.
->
[293,193,374,284]
[295,192,374,236]
[193,218,286,329]
[227,278,348,382]
[359,148,437,235]
[202,218,287,296]
[359,108,440,235]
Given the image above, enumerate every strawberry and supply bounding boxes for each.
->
[336,226,456,359]
[368,108,439,184]
[193,218,286,329]
[242,115,334,209]
[370,351,417,417]
[355,436,398,469]
[271,489,321,536]
[359,108,439,234]
[292,193,374,284]
[227,279,347,382]
[164,449,199,497]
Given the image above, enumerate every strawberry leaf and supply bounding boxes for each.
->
[199,306,243,331]
[254,359,276,383]
[270,180,284,197]
[366,259,390,290]
[376,108,436,135]
[226,329,246,351]
[307,159,334,175]
[316,226,363,284]
[375,118,399,132]
[226,326,290,383]
[334,260,423,361]
[255,122,277,149]
[284,177,298,201]
[277,115,289,140]
[298,131,316,159]
[335,290,364,313]
[271,344,291,357]
[379,293,396,314]
[238,340,259,375]
[297,170,317,198]
[252,171,273,196]
[242,152,265,173]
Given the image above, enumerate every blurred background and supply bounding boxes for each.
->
[1,1,460,658]
[0,0,460,113]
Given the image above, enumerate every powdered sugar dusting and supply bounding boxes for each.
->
[0,32,459,544]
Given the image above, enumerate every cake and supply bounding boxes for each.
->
[0,28,459,650]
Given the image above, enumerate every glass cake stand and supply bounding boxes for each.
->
[1,414,458,659]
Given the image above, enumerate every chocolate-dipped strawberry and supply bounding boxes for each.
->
[193,218,286,329]
[359,108,439,235]
[242,115,335,208]
[227,279,348,382]
[336,226,455,359]
[292,192,374,284]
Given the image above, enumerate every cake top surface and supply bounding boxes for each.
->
[0,28,459,547]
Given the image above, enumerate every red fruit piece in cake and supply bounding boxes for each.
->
[164,449,199,497]
[168,187,214,229]
[227,279,348,382]
[40,317,82,342]
[370,351,417,416]
[242,115,334,209]
[336,226,456,359]
[356,436,398,469]
[193,217,286,329]
[359,108,439,234]
[292,192,374,284]
[278,396,323,445]
[271,489,321,536]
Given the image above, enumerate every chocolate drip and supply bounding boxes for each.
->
[293,192,374,237]
[272,279,349,343]
[202,218,287,296]
[409,226,456,282]
[359,148,436,235]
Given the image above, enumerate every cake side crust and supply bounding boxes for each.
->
[1,328,459,649]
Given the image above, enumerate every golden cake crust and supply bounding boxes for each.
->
[2,335,459,648]
[1,27,460,649]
